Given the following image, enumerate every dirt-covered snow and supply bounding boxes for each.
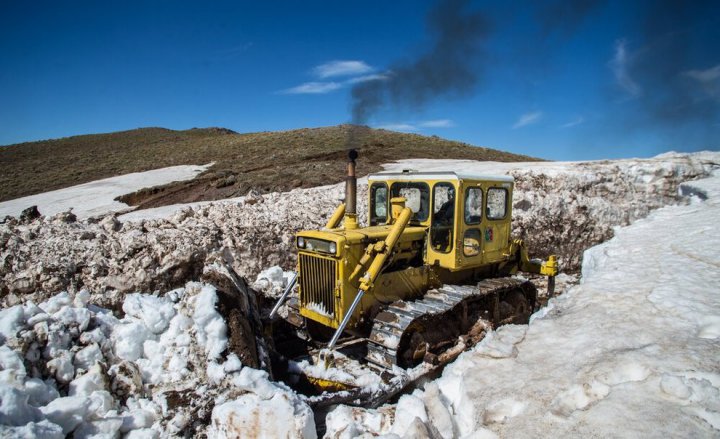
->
[324,169,720,438]
[1,153,716,307]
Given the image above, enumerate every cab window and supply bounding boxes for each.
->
[487,187,508,220]
[464,187,483,224]
[390,182,430,222]
[369,183,388,226]
[431,182,455,252]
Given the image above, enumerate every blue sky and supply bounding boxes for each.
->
[0,0,718,160]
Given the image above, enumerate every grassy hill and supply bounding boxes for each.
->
[0,125,540,208]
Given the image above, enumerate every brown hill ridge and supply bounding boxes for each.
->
[0,125,541,209]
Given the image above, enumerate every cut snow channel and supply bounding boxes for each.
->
[0,163,211,219]
[326,169,720,438]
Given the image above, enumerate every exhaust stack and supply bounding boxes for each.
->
[344,149,358,229]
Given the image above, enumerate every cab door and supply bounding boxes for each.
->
[426,181,458,268]
[460,183,484,266]
[481,183,512,263]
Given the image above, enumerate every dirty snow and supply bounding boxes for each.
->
[326,169,720,438]
[2,153,716,307]
[0,163,211,220]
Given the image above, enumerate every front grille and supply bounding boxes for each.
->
[299,253,337,317]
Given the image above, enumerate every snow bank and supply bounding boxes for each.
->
[326,169,720,437]
[0,282,314,438]
[2,153,715,309]
[0,163,211,220]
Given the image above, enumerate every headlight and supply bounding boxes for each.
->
[329,242,337,254]
[297,237,305,248]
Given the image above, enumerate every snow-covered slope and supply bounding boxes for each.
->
[325,170,720,438]
[0,164,211,220]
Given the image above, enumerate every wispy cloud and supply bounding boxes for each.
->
[278,82,342,95]
[683,64,720,99]
[346,73,390,84]
[312,60,373,78]
[376,123,419,132]
[561,116,584,128]
[512,111,543,129]
[375,119,456,132]
[279,60,386,95]
[611,39,641,98]
[418,119,455,128]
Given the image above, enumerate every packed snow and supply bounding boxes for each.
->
[324,169,720,438]
[0,164,211,220]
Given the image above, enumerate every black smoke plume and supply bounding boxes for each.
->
[347,0,492,149]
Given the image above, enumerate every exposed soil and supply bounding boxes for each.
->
[1,124,539,207]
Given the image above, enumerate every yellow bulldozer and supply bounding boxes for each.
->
[269,150,556,397]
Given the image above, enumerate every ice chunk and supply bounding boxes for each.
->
[74,343,104,370]
[122,293,176,334]
[0,305,24,343]
[53,306,91,332]
[120,408,156,431]
[206,361,226,385]
[0,420,64,439]
[0,345,27,386]
[209,391,316,439]
[69,365,107,396]
[0,385,42,426]
[73,417,124,439]
[39,292,72,315]
[125,428,160,439]
[74,289,91,307]
[223,353,242,373]
[40,395,92,434]
[46,351,74,383]
[423,382,455,439]
[391,393,428,436]
[24,378,60,407]
[191,284,227,360]
[112,321,154,361]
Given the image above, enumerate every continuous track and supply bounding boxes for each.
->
[366,277,537,369]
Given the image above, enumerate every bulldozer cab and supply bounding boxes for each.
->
[368,171,515,271]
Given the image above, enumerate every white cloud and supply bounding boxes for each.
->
[278,82,342,95]
[418,119,455,128]
[375,119,455,132]
[611,39,641,98]
[683,64,720,99]
[345,73,389,84]
[561,116,584,128]
[312,60,373,78]
[376,123,419,132]
[512,111,543,129]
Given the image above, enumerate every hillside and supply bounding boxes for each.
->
[0,125,538,208]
